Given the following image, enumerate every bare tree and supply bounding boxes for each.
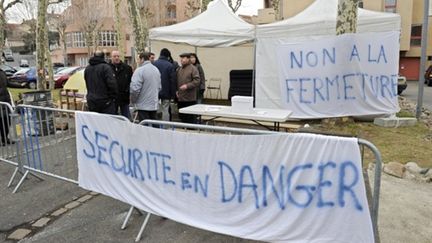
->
[36,0,49,90]
[227,0,242,13]
[114,0,125,61]
[336,0,359,35]
[271,0,282,20]
[185,0,201,18]
[36,0,65,90]
[0,0,23,60]
[10,0,38,52]
[49,10,68,65]
[201,0,211,12]
[127,0,147,55]
[70,1,104,57]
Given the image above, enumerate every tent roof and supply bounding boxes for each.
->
[149,0,255,47]
[256,0,401,38]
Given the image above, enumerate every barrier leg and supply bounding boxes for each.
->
[10,169,44,193]
[7,167,19,188]
[135,212,151,242]
[12,170,30,193]
[121,206,135,230]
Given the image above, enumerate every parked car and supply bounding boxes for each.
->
[0,64,18,78]
[19,59,29,67]
[398,75,407,95]
[425,65,432,86]
[8,67,37,89]
[53,66,83,88]
[3,49,14,62]
[53,62,65,73]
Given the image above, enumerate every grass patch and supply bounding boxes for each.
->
[397,110,415,118]
[315,121,432,168]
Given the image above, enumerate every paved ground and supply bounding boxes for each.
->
[0,163,257,243]
[401,80,432,111]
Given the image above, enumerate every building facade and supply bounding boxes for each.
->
[259,0,432,80]
[53,0,194,66]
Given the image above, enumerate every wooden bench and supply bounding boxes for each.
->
[58,89,86,110]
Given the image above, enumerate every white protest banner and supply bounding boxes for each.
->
[276,31,400,119]
[76,112,374,242]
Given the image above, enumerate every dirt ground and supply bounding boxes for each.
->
[376,171,432,243]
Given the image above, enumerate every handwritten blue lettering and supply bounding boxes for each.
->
[95,131,109,166]
[338,161,363,211]
[317,162,336,208]
[82,125,95,158]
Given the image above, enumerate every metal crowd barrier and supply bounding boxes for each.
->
[0,106,383,242]
[0,102,20,168]
[3,104,129,193]
[121,120,383,242]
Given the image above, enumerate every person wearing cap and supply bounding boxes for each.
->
[84,50,118,114]
[153,48,177,121]
[176,52,200,123]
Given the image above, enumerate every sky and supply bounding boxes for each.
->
[5,0,264,23]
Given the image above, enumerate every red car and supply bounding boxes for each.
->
[53,66,83,88]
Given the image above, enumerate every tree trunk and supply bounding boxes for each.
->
[45,26,54,90]
[336,0,359,35]
[271,0,282,20]
[127,0,147,55]
[114,0,125,61]
[0,8,5,63]
[36,0,49,90]
[62,36,67,65]
[201,0,211,11]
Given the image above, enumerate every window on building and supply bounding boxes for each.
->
[98,31,117,47]
[72,32,85,48]
[384,0,397,13]
[264,0,271,8]
[166,6,176,19]
[79,57,88,66]
[66,33,72,48]
[410,25,422,46]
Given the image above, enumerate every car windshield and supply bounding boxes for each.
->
[0,64,14,71]
[15,68,30,74]
[56,67,79,75]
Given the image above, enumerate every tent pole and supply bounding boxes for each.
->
[252,26,257,106]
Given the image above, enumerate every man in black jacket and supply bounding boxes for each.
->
[0,70,12,145]
[153,48,176,121]
[110,50,133,118]
[84,51,118,114]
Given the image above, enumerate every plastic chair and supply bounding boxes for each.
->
[206,78,222,99]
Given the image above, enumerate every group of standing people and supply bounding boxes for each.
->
[84,48,205,123]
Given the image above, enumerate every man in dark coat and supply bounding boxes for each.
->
[110,50,133,118]
[84,51,118,114]
[176,52,200,124]
[0,69,12,145]
[153,48,176,121]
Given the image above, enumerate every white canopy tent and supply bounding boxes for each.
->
[255,0,401,112]
[149,0,256,99]
[149,0,255,47]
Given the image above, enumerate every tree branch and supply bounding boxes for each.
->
[227,0,242,13]
[4,0,22,11]
[48,0,64,6]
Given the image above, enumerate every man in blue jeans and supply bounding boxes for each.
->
[110,50,133,118]
[130,52,161,122]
